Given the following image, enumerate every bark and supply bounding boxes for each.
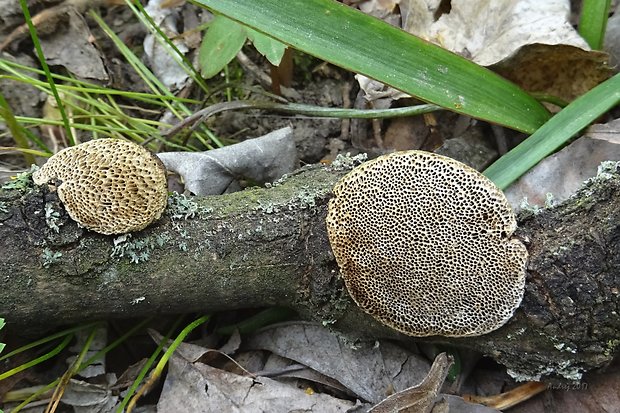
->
[0,161,619,382]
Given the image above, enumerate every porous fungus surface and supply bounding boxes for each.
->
[326,150,528,337]
[33,139,168,235]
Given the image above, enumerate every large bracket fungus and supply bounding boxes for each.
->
[33,139,168,235]
[326,151,528,337]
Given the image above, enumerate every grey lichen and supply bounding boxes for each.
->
[544,193,556,209]
[291,186,318,210]
[110,230,177,264]
[265,173,290,188]
[44,202,63,233]
[507,363,583,383]
[167,192,212,220]
[329,153,367,171]
[154,232,172,247]
[594,160,620,181]
[256,183,324,214]
[256,200,280,214]
[41,248,62,268]
[519,198,543,216]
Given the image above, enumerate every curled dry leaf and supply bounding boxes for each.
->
[245,321,431,403]
[158,127,298,195]
[158,347,358,412]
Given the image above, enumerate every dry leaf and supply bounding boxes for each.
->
[244,321,431,403]
[493,44,611,103]
[157,351,358,412]
[143,0,191,91]
[158,127,298,195]
[402,0,588,66]
[39,8,108,81]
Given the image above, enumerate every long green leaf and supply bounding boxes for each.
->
[484,72,620,189]
[579,0,611,50]
[194,0,550,133]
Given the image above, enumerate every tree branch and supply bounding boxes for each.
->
[1,161,619,381]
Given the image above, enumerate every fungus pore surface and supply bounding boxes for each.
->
[33,139,168,235]
[326,151,528,337]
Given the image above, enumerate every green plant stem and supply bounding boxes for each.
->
[6,319,152,412]
[126,315,210,412]
[0,321,100,363]
[163,100,441,137]
[46,326,99,412]
[116,317,184,413]
[17,0,74,145]
[0,334,73,381]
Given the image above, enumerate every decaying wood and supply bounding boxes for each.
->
[0,161,619,382]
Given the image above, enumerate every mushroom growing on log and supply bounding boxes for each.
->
[326,151,528,337]
[32,139,168,235]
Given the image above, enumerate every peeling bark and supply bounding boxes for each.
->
[0,162,619,381]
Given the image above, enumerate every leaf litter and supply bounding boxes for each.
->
[149,320,510,412]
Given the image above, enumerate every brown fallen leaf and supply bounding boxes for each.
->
[493,44,612,104]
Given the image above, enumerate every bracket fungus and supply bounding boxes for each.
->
[326,151,528,337]
[33,139,168,235]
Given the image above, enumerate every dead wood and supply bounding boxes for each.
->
[0,161,619,381]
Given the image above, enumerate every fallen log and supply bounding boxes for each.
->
[0,160,618,381]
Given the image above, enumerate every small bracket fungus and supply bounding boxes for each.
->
[326,151,528,337]
[33,139,168,235]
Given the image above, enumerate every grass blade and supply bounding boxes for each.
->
[484,72,620,189]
